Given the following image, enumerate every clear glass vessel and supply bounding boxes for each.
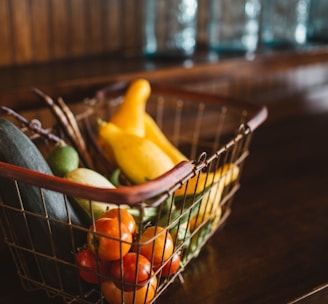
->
[143,0,198,59]
[208,0,261,54]
[307,0,328,43]
[261,0,311,47]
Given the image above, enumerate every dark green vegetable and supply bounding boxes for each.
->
[0,118,90,294]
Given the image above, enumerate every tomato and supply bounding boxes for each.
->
[101,274,157,304]
[139,226,174,266]
[110,252,152,290]
[101,208,136,236]
[87,217,132,261]
[76,247,111,284]
[154,252,181,278]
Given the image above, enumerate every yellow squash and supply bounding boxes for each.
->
[144,112,188,165]
[98,122,175,184]
[186,164,239,232]
[109,78,151,137]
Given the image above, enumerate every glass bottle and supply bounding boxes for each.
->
[261,0,311,47]
[143,0,198,58]
[208,0,261,54]
[307,0,328,43]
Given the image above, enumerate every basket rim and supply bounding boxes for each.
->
[0,82,267,205]
[0,160,193,205]
[95,81,268,132]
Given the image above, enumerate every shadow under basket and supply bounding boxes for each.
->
[0,82,267,304]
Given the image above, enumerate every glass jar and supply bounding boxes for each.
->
[143,0,198,58]
[307,0,328,43]
[208,0,261,54]
[261,0,311,47]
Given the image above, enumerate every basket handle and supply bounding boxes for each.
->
[0,160,193,205]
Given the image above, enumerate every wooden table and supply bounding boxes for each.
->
[1,47,328,303]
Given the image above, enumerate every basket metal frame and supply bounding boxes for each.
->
[0,83,267,303]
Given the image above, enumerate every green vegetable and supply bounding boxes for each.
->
[64,167,123,219]
[0,118,89,294]
[46,140,79,177]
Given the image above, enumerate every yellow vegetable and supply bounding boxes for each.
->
[186,164,239,232]
[144,112,188,165]
[175,163,239,197]
[109,78,151,137]
[98,122,175,184]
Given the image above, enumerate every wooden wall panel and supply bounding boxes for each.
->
[86,0,103,55]
[50,0,70,60]
[11,0,33,64]
[0,0,209,67]
[31,0,52,62]
[69,0,88,57]
[103,0,122,52]
[0,0,13,65]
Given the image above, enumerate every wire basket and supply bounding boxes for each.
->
[0,82,267,304]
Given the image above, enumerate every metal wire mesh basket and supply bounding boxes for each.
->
[0,82,267,304]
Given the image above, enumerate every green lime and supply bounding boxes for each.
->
[47,142,80,177]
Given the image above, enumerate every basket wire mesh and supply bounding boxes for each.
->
[0,83,267,303]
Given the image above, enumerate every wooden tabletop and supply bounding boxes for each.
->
[1,47,328,303]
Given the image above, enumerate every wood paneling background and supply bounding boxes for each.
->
[0,0,209,67]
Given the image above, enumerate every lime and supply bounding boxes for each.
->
[47,141,80,177]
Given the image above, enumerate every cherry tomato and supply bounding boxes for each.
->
[87,217,132,261]
[139,226,174,266]
[110,252,152,290]
[75,247,111,284]
[154,252,181,278]
[101,274,157,304]
[101,208,136,236]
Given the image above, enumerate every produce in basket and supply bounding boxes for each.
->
[75,247,111,284]
[101,273,158,304]
[0,118,89,293]
[97,78,188,179]
[109,78,151,137]
[109,252,152,290]
[100,208,137,236]
[0,77,255,304]
[138,226,174,266]
[64,167,119,219]
[46,140,80,177]
[144,112,188,164]
[98,121,175,184]
[87,216,133,261]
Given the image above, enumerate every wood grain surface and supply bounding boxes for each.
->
[1,49,328,303]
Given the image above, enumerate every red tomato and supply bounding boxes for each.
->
[87,217,132,261]
[100,208,136,236]
[139,226,174,266]
[154,252,181,278]
[110,252,152,290]
[76,248,111,284]
[101,274,157,304]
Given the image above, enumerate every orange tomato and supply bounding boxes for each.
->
[139,226,174,266]
[110,252,152,290]
[76,247,111,284]
[101,274,157,304]
[87,217,132,261]
[101,208,137,236]
[154,252,181,278]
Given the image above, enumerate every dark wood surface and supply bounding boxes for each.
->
[1,48,328,303]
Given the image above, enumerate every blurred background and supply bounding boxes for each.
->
[0,0,326,67]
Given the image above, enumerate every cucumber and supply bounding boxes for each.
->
[0,118,90,294]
